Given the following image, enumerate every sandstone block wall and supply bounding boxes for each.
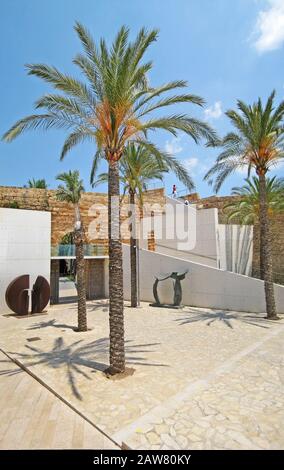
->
[0,186,165,248]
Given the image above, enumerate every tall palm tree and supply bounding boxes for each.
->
[3,23,216,374]
[225,176,284,281]
[93,142,195,307]
[205,91,284,319]
[26,178,48,188]
[56,170,87,332]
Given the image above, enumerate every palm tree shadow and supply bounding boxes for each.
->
[66,300,109,313]
[176,308,275,329]
[0,359,24,377]
[7,337,167,401]
[26,319,75,331]
[87,301,109,313]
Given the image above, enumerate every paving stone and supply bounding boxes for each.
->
[1,301,284,450]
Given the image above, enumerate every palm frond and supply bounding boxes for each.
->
[90,149,104,185]
[60,128,94,160]
[26,63,95,108]
[206,92,284,192]
[56,170,84,204]
[3,113,75,142]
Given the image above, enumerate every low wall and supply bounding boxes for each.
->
[154,244,217,267]
[122,245,284,313]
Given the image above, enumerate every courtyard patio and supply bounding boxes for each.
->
[0,301,283,450]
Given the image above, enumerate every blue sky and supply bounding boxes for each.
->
[0,0,283,197]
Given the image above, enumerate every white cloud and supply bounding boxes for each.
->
[271,159,284,171]
[182,157,209,177]
[180,156,217,179]
[204,101,222,120]
[236,166,249,175]
[165,136,183,154]
[253,0,284,52]
[182,157,199,172]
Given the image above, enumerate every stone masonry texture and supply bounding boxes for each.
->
[0,186,165,247]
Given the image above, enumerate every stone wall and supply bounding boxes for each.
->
[185,193,242,223]
[0,186,165,248]
[85,259,106,299]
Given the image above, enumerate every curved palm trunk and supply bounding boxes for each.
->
[258,173,278,319]
[108,160,125,374]
[129,190,138,307]
[74,212,87,331]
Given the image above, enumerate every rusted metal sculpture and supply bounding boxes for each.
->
[31,276,50,313]
[5,275,50,315]
[5,275,30,315]
[151,270,188,308]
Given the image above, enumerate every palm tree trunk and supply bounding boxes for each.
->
[129,190,138,307]
[258,173,278,319]
[107,160,125,374]
[259,224,264,280]
[74,226,88,331]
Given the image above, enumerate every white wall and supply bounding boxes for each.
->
[0,208,51,313]
[122,245,284,313]
[140,197,219,267]
[152,244,217,267]
[218,224,253,275]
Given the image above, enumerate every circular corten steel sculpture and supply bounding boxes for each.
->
[31,276,50,313]
[5,275,30,315]
[5,275,50,315]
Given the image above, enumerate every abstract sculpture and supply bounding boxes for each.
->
[151,270,188,308]
[31,276,50,313]
[5,275,50,315]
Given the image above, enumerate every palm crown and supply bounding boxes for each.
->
[56,170,84,205]
[225,176,284,224]
[92,142,195,202]
[205,91,284,192]
[27,178,48,189]
[3,23,216,167]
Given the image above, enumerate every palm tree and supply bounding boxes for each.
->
[26,178,48,188]
[56,170,87,332]
[205,91,284,319]
[225,176,284,224]
[225,176,284,281]
[3,23,216,374]
[93,142,195,307]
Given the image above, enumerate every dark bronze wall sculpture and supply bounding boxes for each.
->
[5,275,50,315]
[151,270,188,308]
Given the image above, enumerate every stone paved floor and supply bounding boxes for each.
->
[0,351,117,449]
[0,301,283,449]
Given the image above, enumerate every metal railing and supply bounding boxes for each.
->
[167,188,189,198]
[51,244,108,257]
